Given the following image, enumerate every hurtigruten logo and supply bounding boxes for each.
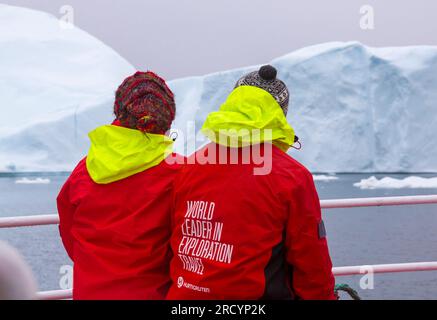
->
[177,276,184,288]
[177,276,210,293]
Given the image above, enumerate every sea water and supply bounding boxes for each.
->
[1,173,437,299]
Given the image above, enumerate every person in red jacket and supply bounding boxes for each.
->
[167,65,336,300]
[57,71,183,300]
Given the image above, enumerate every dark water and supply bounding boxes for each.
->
[1,173,437,300]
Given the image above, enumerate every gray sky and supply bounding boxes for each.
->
[6,0,437,80]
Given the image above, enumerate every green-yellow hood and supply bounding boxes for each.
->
[86,125,173,184]
[201,86,295,152]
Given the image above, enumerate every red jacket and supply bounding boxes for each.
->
[57,124,183,300]
[167,143,336,300]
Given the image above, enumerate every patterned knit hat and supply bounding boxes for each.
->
[235,65,290,115]
[114,71,176,134]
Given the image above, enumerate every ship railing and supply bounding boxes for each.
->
[1,194,437,300]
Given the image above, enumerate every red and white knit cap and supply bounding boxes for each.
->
[114,71,176,134]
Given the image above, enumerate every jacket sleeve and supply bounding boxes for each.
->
[56,177,76,260]
[284,170,336,300]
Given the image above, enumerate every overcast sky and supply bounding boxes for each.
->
[6,0,437,80]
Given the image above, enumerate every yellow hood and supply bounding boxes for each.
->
[86,125,173,184]
[201,86,295,152]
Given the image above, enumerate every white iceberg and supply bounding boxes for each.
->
[354,176,437,189]
[0,4,134,172]
[170,42,437,173]
[313,175,339,182]
[15,177,51,185]
[1,5,437,173]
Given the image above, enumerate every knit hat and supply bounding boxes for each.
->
[114,71,176,134]
[235,65,290,115]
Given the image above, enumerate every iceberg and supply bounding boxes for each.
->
[354,176,437,189]
[313,175,339,182]
[170,42,437,173]
[1,5,437,173]
[15,178,51,185]
[0,4,134,171]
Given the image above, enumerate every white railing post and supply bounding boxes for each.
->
[2,194,437,300]
[1,195,437,229]
[35,261,437,300]
[0,214,60,228]
[333,261,437,276]
[321,195,437,209]
[36,289,72,300]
